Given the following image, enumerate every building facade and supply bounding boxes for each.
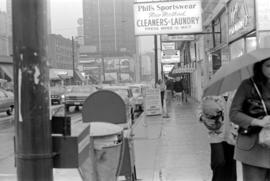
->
[48,34,80,85]
[189,0,270,101]
[0,11,8,56]
[83,0,136,56]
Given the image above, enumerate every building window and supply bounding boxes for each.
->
[212,50,221,73]
[258,32,270,48]
[213,18,221,47]
[230,38,245,60]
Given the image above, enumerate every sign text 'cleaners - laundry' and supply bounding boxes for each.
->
[133,1,202,35]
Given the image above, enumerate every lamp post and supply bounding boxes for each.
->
[72,36,75,81]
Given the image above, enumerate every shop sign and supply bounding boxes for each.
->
[161,42,175,50]
[228,0,255,42]
[172,63,196,73]
[163,64,174,73]
[133,1,202,35]
[256,0,270,31]
[161,34,195,41]
[161,50,180,63]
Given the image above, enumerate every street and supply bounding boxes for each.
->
[0,107,84,181]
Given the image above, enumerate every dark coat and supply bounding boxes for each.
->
[173,80,183,92]
[230,78,270,168]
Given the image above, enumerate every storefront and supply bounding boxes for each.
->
[228,0,256,59]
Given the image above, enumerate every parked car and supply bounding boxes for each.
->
[62,85,97,112]
[0,88,14,115]
[101,85,136,121]
[50,86,67,105]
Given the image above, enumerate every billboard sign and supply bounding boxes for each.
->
[133,1,202,35]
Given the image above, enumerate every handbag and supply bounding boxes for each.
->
[251,79,270,148]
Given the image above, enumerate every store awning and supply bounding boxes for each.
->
[0,65,13,80]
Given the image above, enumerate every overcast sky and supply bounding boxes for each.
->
[0,0,82,38]
[0,0,153,52]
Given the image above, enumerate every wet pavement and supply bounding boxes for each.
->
[0,98,242,181]
[132,99,212,181]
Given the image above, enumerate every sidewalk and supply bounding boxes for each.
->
[132,97,243,181]
[132,98,212,181]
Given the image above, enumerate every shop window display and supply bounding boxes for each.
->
[258,32,270,48]
[230,38,244,60]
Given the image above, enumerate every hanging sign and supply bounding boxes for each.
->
[161,42,175,50]
[133,0,202,35]
[161,34,195,41]
[161,50,180,63]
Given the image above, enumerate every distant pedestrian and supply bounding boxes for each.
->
[200,93,237,181]
[230,58,270,181]
[181,76,188,103]
[173,76,184,104]
[165,77,174,101]
[156,79,166,107]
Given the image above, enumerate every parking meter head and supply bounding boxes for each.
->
[82,90,127,124]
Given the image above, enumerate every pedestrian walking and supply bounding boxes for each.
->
[200,93,238,181]
[165,77,174,101]
[156,79,166,108]
[173,76,184,104]
[230,58,270,181]
[181,76,188,103]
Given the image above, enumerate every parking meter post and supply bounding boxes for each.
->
[12,0,53,180]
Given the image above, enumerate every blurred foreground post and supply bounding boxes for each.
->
[12,0,53,180]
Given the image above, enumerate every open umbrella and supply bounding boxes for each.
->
[203,48,270,97]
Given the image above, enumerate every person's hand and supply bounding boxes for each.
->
[251,116,270,127]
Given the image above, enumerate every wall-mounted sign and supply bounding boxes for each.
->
[161,50,180,63]
[133,1,202,35]
[228,0,255,42]
[161,34,195,41]
[163,64,175,73]
[161,42,175,50]
[256,0,270,31]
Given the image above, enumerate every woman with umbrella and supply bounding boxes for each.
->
[230,58,270,181]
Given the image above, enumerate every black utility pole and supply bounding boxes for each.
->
[154,35,158,84]
[12,0,53,180]
[72,36,75,80]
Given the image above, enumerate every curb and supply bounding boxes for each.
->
[0,116,14,130]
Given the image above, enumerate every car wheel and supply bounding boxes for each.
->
[65,105,69,112]
[6,106,14,116]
